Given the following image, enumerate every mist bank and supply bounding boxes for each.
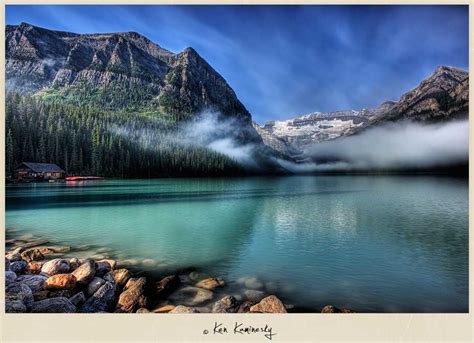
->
[276,120,469,175]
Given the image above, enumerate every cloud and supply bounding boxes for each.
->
[291,120,469,172]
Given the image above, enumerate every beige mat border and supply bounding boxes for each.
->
[0,1,472,342]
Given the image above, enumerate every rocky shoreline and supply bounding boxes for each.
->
[5,230,355,314]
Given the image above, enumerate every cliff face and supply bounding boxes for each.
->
[6,23,252,123]
[255,66,468,157]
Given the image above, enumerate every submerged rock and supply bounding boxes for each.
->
[212,295,240,313]
[156,275,180,298]
[196,277,225,290]
[31,297,76,313]
[41,259,70,275]
[72,259,96,285]
[168,286,214,306]
[244,289,266,303]
[44,274,77,290]
[169,305,200,313]
[249,295,287,313]
[20,248,44,262]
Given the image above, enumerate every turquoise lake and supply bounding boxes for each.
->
[5,176,468,312]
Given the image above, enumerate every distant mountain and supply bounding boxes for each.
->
[255,66,468,158]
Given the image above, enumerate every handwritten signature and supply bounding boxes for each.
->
[203,321,277,341]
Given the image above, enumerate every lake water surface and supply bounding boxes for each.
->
[5,176,468,312]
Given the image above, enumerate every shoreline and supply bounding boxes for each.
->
[5,229,355,314]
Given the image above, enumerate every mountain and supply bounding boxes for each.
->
[6,23,262,142]
[255,66,468,158]
[5,23,281,177]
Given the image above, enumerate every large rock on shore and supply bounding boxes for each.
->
[31,297,76,313]
[86,277,106,296]
[116,277,149,313]
[168,286,214,306]
[5,271,17,284]
[10,261,27,274]
[95,259,116,276]
[5,256,10,271]
[79,281,118,313]
[20,248,45,262]
[169,305,200,313]
[6,282,34,310]
[212,295,240,313]
[44,274,77,290]
[153,304,176,313]
[16,274,48,292]
[69,292,86,307]
[41,259,70,275]
[72,259,96,285]
[249,295,287,313]
[6,299,27,313]
[320,305,356,313]
[196,277,225,290]
[108,269,131,288]
[6,247,23,262]
[25,261,43,274]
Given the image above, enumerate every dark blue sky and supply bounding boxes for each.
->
[6,5,468,124]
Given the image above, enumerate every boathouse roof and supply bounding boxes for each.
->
[16,162,66,173]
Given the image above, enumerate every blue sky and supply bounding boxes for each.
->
[6,5,468,124]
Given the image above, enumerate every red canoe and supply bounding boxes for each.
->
[65,176,104,181]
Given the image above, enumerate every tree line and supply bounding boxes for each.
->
[5,92,244,178]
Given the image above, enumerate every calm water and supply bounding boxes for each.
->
[5,176,468,312]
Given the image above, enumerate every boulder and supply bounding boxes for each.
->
[95,259,115,276]
[156,275,180,298]
[108,269,131,288]
[9,261,27,274]
[169,305,200,313]
[6,282,34,309]
[212,295,240,313]
[79,281,118,313]
[6,248,23,262]
[20,248,44,262]
[6,299,27,313]
[5,271,17,284]
[31,297,76,313]
[249,295,287,313]
[72,259,96,285]
[5,256,10,271]
[41,259,70,275]
[16,274,48,292]
[49,290,74,298]
[320,305,356,313]
[136,308,150,313]
[238,300,255,313]
[196,277,225,290]
[69,258,81,271]
[116,277,149,313]
[44,274,77,290]
[25,261,44,274]
[153,304,176,313]
[167,286,213,306]
[69,291,86,307]
[86,277,106,296]
[33,290,50,301]
[244,289,266,303]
